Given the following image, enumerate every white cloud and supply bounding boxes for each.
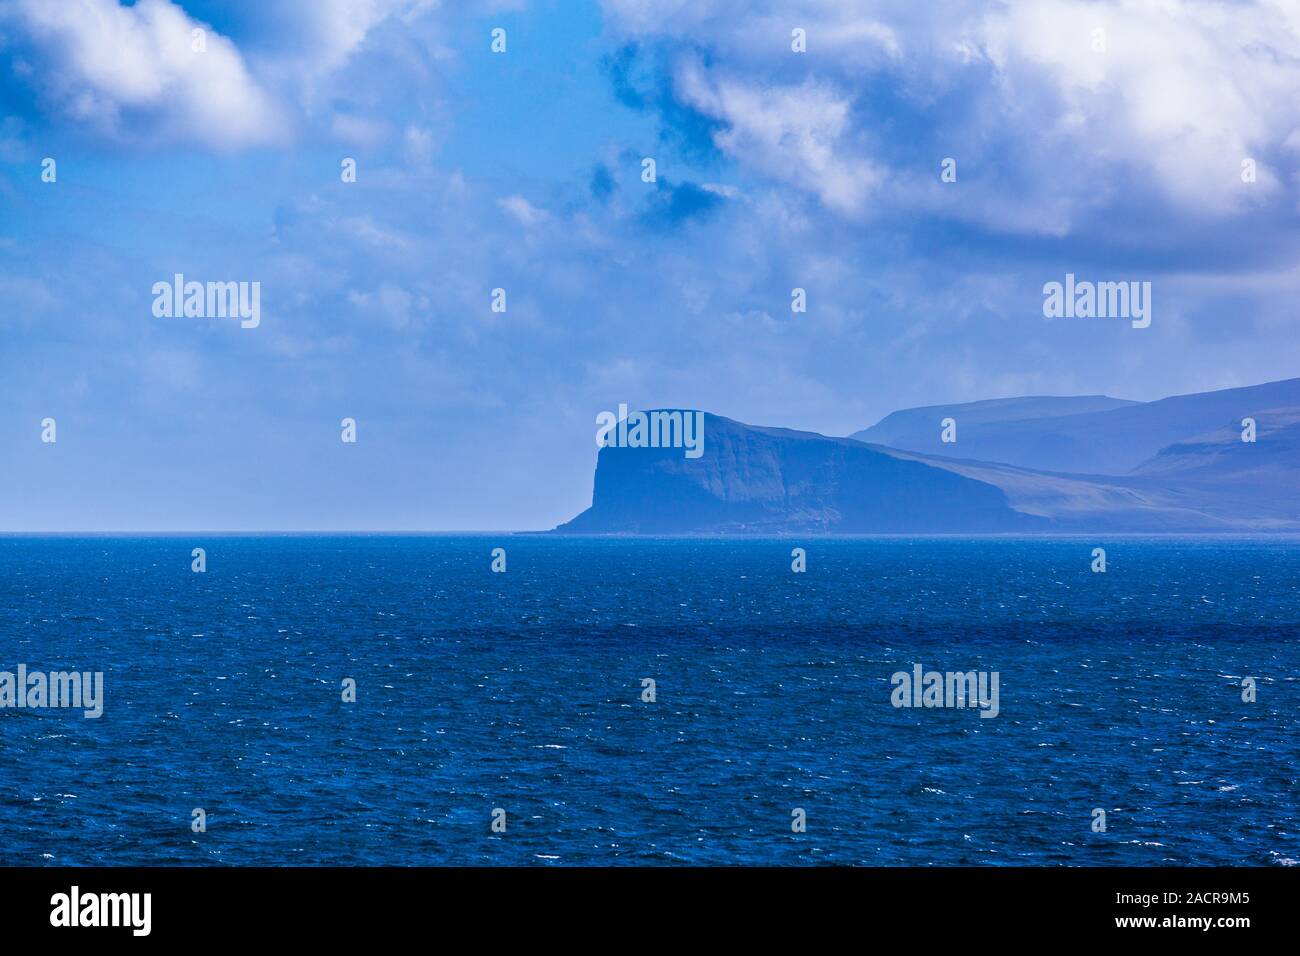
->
[603,0,1300,222]
[402,125,437,166]
[334,215,416,251]
[254,0,440,108]
[330,113,392,146]
[348,282,426,331]
[296,0,411,74]
[675,57,881,216]
[6,0,283,149]
[1,0,457,151]
[980,0,1296,211]
[497,195,550,227]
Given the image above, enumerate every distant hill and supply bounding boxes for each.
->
[853,395,1138,448]
[556,414,1044,533]
[556,378,1300,533]
[848,378,1300,476]
[890,447,1300,531]
[1132,407,1300,483]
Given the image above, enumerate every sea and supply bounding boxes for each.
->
[1,534,1297,866]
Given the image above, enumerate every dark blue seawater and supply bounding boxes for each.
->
[1,535,1298,866]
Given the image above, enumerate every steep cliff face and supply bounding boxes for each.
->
[554,401,1300,534]
[556,414,1042,533]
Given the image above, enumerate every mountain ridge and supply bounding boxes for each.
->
[555,377,1300,534]
[848,377,1300,476]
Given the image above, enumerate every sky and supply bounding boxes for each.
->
[2,0,1299,531]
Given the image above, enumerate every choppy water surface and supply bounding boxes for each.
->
[1,535,1297,865]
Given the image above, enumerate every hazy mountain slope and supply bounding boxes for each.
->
[554,411,1300,534]
[557,380,1300,534]
[1132,408,1300,481]
[852,395,1138,447]
[849,377,1300,475]
[1121,410,1300,525]
[883,448,1299,531]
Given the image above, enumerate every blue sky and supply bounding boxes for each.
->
[2,0,1300,530]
